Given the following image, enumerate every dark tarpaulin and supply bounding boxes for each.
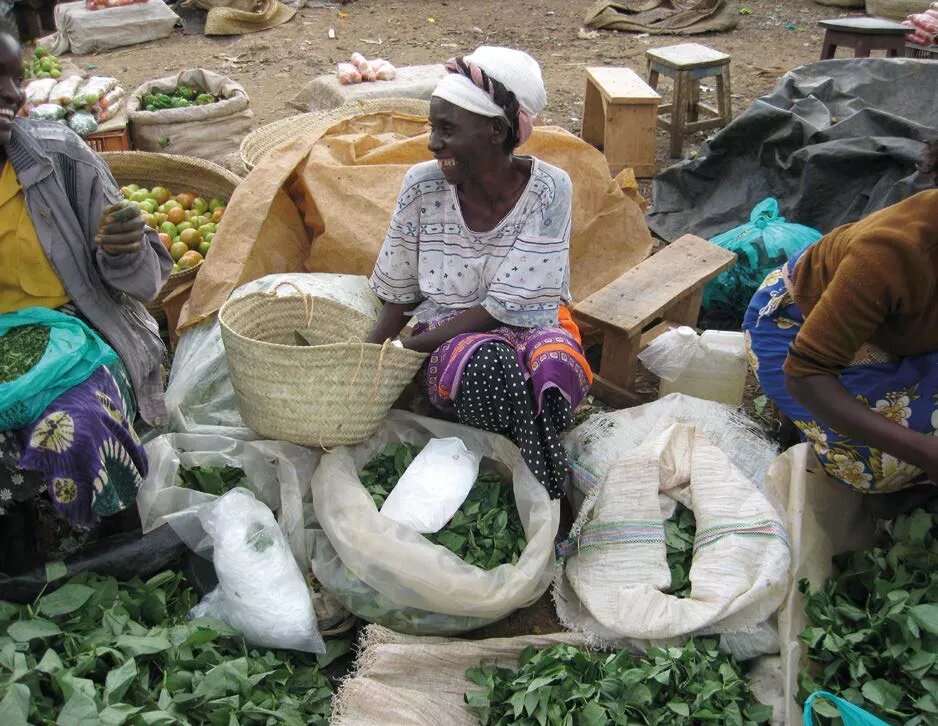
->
[648,58,938,243]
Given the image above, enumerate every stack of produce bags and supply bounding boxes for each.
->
[23,75,125,137]
[902,3,938,46]
[336,52,397,85]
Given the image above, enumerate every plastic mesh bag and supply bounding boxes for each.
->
[701,198,821,328]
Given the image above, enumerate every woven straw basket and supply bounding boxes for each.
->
[238,97,430,171]
[102,151,242,315]
[219,287,427,447]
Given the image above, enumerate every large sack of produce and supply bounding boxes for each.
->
[310,410,559,635]
[128,69,254,160]
[44,1,179,55]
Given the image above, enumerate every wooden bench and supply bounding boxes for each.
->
[581,67,662,178]
[573,234,737,408]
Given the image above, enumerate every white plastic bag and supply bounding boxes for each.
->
[637,326,699,382]
[165,273,383,438]
[310,410,559,635]
[136,433,318,570]
[185,490,325,653]
[380,437,480,534]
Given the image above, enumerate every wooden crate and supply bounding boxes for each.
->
[906,42,938,59]
[85,126,132,153]
[582,67,661,178]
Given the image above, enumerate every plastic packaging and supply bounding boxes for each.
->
[638,326,700,383]
[91,87,124,122]
[802,691,890,726]
[658,330,748,407]
[337,62,362,85]
[181,489,326,654]
[73,75,118,107]
[379,437,481,533]
[702,197,821,327]
[310,410,559,634]
[24,78,57,109]
[67,110,98,137]
[371,59,397,81]
[48,75,83,106]
[28,103,67,121]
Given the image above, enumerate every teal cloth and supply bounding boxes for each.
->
[702,197,821,326]
[803,691,891,726]
[0,307,117,430]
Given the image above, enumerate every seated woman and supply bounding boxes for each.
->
[366,46,591,499]
[0,23,172,537]
[743,139,938,493]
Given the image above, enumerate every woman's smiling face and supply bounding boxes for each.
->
[0,32,25,148]
[427,96,499,186]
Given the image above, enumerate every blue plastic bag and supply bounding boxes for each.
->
[702,198,822,326]
[803,691,891,725]
[0,307,117,430]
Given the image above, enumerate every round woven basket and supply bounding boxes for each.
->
[238,97,430,171]
[101,152,242,316]
[219,288,427,447]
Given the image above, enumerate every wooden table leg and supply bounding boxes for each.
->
[669,71,690,158]
[667,288,705,326]
[582,78,605,149]
[590,330,641,408]
[821,30,837,60]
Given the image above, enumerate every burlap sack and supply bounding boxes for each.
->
[332,626,587,726]
[556,423,791,649]
[127,69,254,160]
[177,108,653,332]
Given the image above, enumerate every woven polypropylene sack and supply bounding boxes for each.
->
[218,291,426,447]
[866,0,930,17]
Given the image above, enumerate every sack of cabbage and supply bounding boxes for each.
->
[309,410,559,635]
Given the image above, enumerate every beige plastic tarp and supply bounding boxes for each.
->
[178,109,653,331]
[584,0,738,35]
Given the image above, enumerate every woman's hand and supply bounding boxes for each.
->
[96,202,145,256]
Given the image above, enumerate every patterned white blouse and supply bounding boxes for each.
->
[369,157,573,328]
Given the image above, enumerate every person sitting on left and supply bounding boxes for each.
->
[0,22,172,536]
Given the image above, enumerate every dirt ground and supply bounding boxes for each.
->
[71,0,863,174]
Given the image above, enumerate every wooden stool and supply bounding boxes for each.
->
[573,234,736,408]
[646,43,732,159]
[818,17,908,60]
[581,67,662,178]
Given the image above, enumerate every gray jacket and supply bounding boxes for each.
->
[7,118,173,426]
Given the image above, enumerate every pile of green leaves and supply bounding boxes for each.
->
[0,571,334,725]
[798,508,938,723]
[466,639,773,725]
[0,325,50,384]
[361,443,527,570]
[175,465,247,496]
[665,504,696,598]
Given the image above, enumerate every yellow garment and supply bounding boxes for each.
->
[0,161,70,314]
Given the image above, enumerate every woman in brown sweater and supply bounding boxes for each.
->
[743,139,938,493]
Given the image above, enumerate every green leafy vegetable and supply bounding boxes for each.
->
[0,571,334,724]
[361,443,527,570]
[798,508,938,723]
[465,639,772,725]
[175,465,247,496]
[0,325,50,384]
[665,504,696,598]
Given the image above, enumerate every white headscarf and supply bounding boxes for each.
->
[431,46,547,146]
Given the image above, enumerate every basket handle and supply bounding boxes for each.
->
[270,280,315,329]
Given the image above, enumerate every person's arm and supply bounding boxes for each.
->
[786,374,938,480]
[400,305,502,352]
[366,301,415,344]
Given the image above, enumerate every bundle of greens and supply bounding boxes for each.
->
[0,571,334,725]
[665,504,696,598]
[465,639,773,725]
[175,465,248,496]
[798,508,938,723]
[361,443,527,570]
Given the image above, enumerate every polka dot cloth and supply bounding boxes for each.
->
[454,342,573,499]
